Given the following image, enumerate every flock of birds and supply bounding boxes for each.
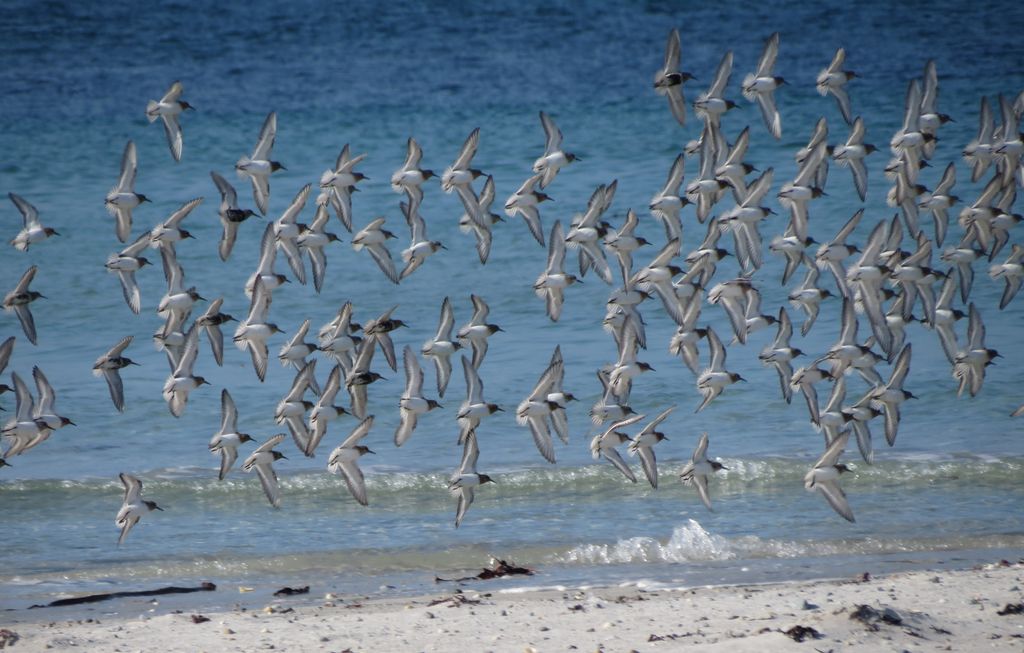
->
[3,31,1024,545]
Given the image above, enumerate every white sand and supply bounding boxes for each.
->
[4,562,1023,652]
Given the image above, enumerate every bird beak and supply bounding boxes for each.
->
[155,506,164,511]
[279,454,289,460]
[366,448,376,455]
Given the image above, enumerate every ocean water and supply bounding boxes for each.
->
[1,0,1023,612]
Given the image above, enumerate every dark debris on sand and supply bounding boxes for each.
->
[435,558,534,583]
[782,624,824,642]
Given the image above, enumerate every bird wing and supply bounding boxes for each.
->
[252,112,277,160]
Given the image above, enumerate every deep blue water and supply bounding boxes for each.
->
[1,0,1023,611]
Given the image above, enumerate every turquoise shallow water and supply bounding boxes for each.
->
[1,0,1023,610]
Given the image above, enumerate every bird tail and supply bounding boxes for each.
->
[145,101,160,122]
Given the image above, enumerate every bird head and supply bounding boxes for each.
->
[145,500,164,511]
[479,474,495,485]
[270,161,286,172]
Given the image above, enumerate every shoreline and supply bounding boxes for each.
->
[4,561,1022,652]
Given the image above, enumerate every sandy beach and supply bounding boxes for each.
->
[4,561,1022,652]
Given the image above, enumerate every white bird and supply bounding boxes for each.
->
[245,222,289,298]
[544,345,575,445]
[457,355,502,444]
[209,389,254,481]
[590,368,636,426]
[449,431,494,528]
[816,47,857,125]
[685,133,730,223]
[628,406,674,488]
[653,28,692,125]
[604,209,650,284]
[741,32,784,139]
[696,327,744,412]
[759,308,803,403]
[399,201,444,280]
[535,220,579,321]
[328,416,375,506]
[319,301,362,374]
[105,232,152,315]
[104,140,149,243]
[233,276,283,382]
[719,166,774,273]
[790,364,833,426]
[669,294,707,375]
[590,413,645,483]
[565,181,616,284]
[162,323,207,417]
[633,238,687,326]
[156,245,204,328]
[459,174,502,264]
[306,364,349,457]
[990,244,1024,309]
[210,170,258,262]
[352,217,400,284]
[1,372,46,458]
[395,346,442,447]
[345,334,385,420]
[115,473,162,545]
[963,96,995,182]
[442,127,485,221]
[149,197,202,248]
[145,80,193,162]
[456,294,503,370]
[320,144,367,232]
[504,173,551,246]
[831,117,875,202]
[278,318,319,389]
[707,277,754,345]
[865,344,914,447]
[952,303,999,397]
[422,296,462,398]
[275,361,316,453]
[93,336,137,413]
[236,111,284,216]
[4,265,44,345]
[693,50,736,131]
[649,154,687,241]
[297,203,340,294]
[391,137,435,212]
[918,162,957,247]
[8,193,58,251]
[532,111,578,188]
[516,354,562,464]
[242,433,288,508]
[804,431,855,522]
[272,183,311,286]
[679,432,727,511]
